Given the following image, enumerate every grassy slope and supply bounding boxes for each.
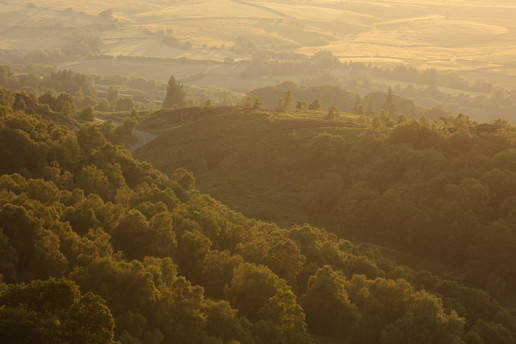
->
[135,106,463,279]
[135,106,364,225]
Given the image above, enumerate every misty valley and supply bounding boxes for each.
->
[1,1,516,343]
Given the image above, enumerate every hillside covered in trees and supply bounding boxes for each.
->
[2,85,516,343]
[3,0,516,341]
[136,102,516,306]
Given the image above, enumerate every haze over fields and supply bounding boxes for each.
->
[2,0,516,90]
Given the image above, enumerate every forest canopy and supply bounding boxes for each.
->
[1,85,516,343]
[2,0,516,342]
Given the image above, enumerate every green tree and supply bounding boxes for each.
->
[172,167,196,191]
[257,289,312,343]
[107,87,119,105]
[308,99,321,110]
[177,229,211,278]
[206,300,253,344]
[78,106,95,121]
[253,98,261,110]
[113,209,176,260]
[301,265,359,339]
[0,203,68,280]
[13,97,26,113]
[379,291,465,344]
[0,65,16,87]
[357,104,365,115]
[56,93,76,116]
[243,96,252,108]
[282,91,293,111]
[148,94,156,112]
[162,75,185,108]
[77,125,107,153]
[38,91,57,111]
[116,97,135,111]
[264,241,306,287]
[383,86,397,114]
[95,98,110,111]
[226,262,288,321]
[327,106,339,120]
[200,250,244,298]
[0,278,116,344]
[311,50,340,69]
[467,320,514,344]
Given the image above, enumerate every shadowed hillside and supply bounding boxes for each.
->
[136,106,364,223]
[136,105,516,307]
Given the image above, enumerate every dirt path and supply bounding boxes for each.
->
[129,129,157,154]
[98,118,156,154]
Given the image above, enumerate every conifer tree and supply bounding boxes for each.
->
[162,75,186,108]
[383,86,397,114]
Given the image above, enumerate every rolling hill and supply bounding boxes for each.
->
[135,105,365,224]
[135,105,516,306]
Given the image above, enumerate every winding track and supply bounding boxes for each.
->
[128,129,157,154]
[102,119,157,154]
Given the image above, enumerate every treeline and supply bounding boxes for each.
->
[1,87,516,343]
[394,82,516,122]
[0,65,151,112]
[239,48,516,121]
[0,66,95,98]
[338,61,516,122]
[247,79,516,123]
[92,74,165,93]
[369,64,494,93]
[0,87,136,144]
[239,48,497,94]
[247,81,425,117]
[0,65,245,111]
[240,51,338,79]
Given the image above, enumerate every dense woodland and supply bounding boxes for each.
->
[2,1,516,342]
[1,79,516,344]
[137,99,516,306]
